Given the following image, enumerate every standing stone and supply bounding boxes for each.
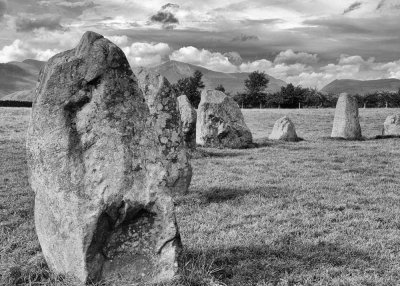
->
[269,116,298,141]
[331,93,362,139]
[177,94,197,149]
[26,31,181,285]
[383,114,400,136]
[196,90,253,148]
[134,68,192,195]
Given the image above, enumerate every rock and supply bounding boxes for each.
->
[331,93,362,139]
[269,116,298,141]
[26,31,181,285]
[196,90,253,148]
[383,114,400,136]
[177,94,197,149]
[134,68,192,195]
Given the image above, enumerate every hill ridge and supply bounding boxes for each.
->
[148,60,287,94]
[321,78,400,96]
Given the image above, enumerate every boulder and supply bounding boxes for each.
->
[269,116,298,141]
[134,68,192,194]
[196,90,253,148]
[331,93,362,139]
[383,114,400,136]
[26,31,181,284]
[177,94,197,149]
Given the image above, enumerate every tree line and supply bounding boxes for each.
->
[170,69,400,108]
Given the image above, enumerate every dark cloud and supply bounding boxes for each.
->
[231,33,260,42]
[292,15,400,62]
[151,11,178,24]
[343,2,362,14]
[0,0,7,19]
[37,0,97,17]
[240,18,282,26]
[56,0,96,10]
[16,15,64,32]
[376,0,386,10]
[303,18,371,34]
[150,11,179,30]
[161,3,179,10]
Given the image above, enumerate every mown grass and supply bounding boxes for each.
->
[2,107,400,285]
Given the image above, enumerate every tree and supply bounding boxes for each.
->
[172,70,205,108]
[278,83,307,108]
[215,84,225,93]
[243,71,269,108]
[233,92,246,108]
[245,71,269,95]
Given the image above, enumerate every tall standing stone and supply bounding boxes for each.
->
[196,90,253,148]
[383,114,400,136]
[269,116,299,141]
[26,32,181,284]
[331,93,362,139]
[177,94,197,149]
[134,68,192,194]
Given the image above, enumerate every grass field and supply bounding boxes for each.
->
[2,107,400,285]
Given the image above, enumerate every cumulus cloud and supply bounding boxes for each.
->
[223,51,243,65]
[231,33,259,42]
[15,15,64,32]
[140,44,400,88]
[122,42,171,67]
[239,59,273,73]
[0,39,60,62]
[107,35,129,46]
[343,1,363,14]
[170,46,238,73]
[274,49,318,65]
[240,53,400,89]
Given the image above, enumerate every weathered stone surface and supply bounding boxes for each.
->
[383,114,400,136]
[177,94,197,149]
[331,93,362,139]
[269,116,298,141]
[26,31,181,285]
[134,68,192,195]
[196,90,253,148]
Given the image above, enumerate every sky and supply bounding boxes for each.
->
[0,0,400,88]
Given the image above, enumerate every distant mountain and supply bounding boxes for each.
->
[321,78,400,96]
[148,60,286,94]
[0,59,44,99]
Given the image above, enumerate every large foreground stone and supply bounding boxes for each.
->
[331,93,362,139]
[177,94,197,149]
[26,32,181,284]
[196,90,253,148]
[134,68,192,194]
[383,114,400,136]
[269,116,298,141]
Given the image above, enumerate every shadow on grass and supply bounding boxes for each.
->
[319,136,366,141]
[183,239,373,286]
[201,187,251,204]
[175,186,292,206]
[195,148,247,158]
[253,137,305,148]
[370,134,400,140]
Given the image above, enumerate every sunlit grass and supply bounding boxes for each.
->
[2,107,400,285]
